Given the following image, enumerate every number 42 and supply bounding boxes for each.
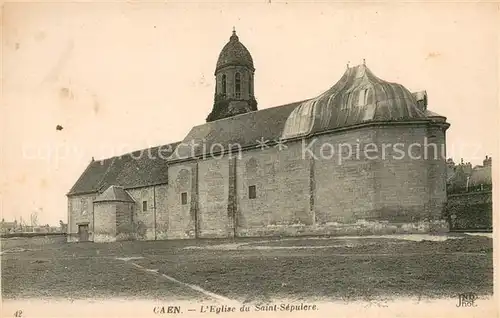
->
[14,310,23,317]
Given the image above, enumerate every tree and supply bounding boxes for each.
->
[30,209,39,227]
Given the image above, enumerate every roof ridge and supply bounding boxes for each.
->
[118,141,181,158]
[91,141,181,164]
[197,99,310,126]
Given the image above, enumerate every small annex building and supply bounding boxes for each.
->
[93,186,135,242]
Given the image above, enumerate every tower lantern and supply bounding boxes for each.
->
[207,29,257,122]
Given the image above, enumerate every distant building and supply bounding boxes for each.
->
[446,155,493,231]
[1,219,19,234]
[469,156,492,191]
[33,225,51,233]
[447,156,492,193]
[49,226,60,233]
[22,225,34,233]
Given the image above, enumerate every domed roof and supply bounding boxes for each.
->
[215,29,254,73]
[282,64,431,139]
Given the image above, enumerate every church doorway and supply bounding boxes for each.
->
[78,224,89,242]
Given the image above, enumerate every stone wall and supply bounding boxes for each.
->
[197,157,231,238]
[154,184,169,240]
[233,124,448,237]
[235,141,311,236]
[93,202,116,243]
[116,201,134,241]
[373,125,431,220]
[128,187,156,241]
[166,163,197,239]
[445,191,492,231]
[426,125,447,217]
[67,193,96,242]
[312,128,376,224]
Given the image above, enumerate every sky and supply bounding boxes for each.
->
[1,2,499,225]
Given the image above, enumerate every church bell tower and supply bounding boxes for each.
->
[206,28,258,122]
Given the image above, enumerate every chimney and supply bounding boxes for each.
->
[483,155,492,167]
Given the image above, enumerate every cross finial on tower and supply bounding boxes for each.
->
[347,61,350,69]
[230,26,238,41]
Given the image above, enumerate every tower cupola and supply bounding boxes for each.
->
[207,28,257,122]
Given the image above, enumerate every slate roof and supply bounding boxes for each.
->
[94,186,135,203]
[169,100,304,160]
[67,142,180,196]
[68,158,115,195]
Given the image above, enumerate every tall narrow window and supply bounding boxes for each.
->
[358,88,369,106]
[249,75,253,96]
[248,185,256,199]
[142,201,147,212]
[221,74,227,96]
[181,192,188,205]
[235,72,241,99]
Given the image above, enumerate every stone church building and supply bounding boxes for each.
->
[67,30,450,242]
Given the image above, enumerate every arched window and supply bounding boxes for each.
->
[221,74,227,96]
[358,88,369,106]
[235,72,241,98]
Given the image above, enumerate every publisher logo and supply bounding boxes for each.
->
[456,292,478,307]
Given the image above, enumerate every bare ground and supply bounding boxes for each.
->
[1,234,493,302]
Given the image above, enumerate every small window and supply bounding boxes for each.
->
[248,185,256,199]
[181,192,188,205]
[221,74,227,95]
[142,201,147,212]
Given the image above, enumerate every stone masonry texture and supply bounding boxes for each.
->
[67,123,449,241]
